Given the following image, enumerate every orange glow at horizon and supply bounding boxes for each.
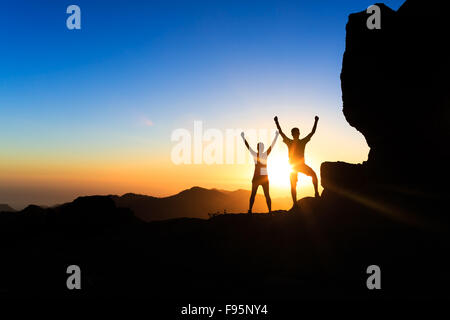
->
[0,114,369,210]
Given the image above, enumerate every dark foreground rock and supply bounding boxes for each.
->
[322,0,450,221]
[1,195,449,299]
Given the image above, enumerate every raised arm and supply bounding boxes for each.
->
[241,132,256,156]
[266,131,279,155]
[305,116,319,141]
[274,116,289,142]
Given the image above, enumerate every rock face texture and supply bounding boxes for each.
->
[322,0,450,213]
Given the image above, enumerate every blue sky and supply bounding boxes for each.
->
[0,0,406,208]
[1,0,404,129]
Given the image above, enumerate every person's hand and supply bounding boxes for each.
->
[241,132,245,138]
[274,116,279,123]
[315,116,319,121]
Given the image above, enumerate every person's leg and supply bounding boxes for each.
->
[301,164,320,197]
[290,172,298,205]
[262,182,271,213]
[249,183,258,213]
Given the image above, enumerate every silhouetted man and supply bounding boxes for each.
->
[274,116,320,207]
[241,131,279,213]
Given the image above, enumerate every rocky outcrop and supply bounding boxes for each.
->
[322,0,450,215]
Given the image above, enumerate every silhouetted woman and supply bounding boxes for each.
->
[241,131,279,213]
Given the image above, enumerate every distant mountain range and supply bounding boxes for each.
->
[113,187,290,221]
[1,187,290,221]
[0,204,15,212]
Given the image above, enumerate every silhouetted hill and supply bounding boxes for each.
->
[112,187,289,221]
[1,193,449,299]
[0,204,15,212]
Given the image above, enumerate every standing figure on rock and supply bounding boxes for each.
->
[241,131,279,214]
[274,116,320,208]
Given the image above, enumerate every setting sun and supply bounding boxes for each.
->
[265,148,322,201]
[268,154,293,188]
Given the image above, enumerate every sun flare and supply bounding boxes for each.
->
[266,151,320,199]
[267,154,293,188]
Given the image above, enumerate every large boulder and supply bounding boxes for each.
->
[322,0,450,215]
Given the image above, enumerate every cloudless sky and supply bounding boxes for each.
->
[0,0,406,209]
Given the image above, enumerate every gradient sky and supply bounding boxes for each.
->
[0,0,405,209]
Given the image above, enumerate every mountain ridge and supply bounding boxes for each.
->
[2,186,290,221]
[0,204,16,212]
[113,186,290,221]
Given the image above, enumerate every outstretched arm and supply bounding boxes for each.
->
[274,116,289,142]
[305,116,319,141]
[266,131,279,155]
[241,132,256,155]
